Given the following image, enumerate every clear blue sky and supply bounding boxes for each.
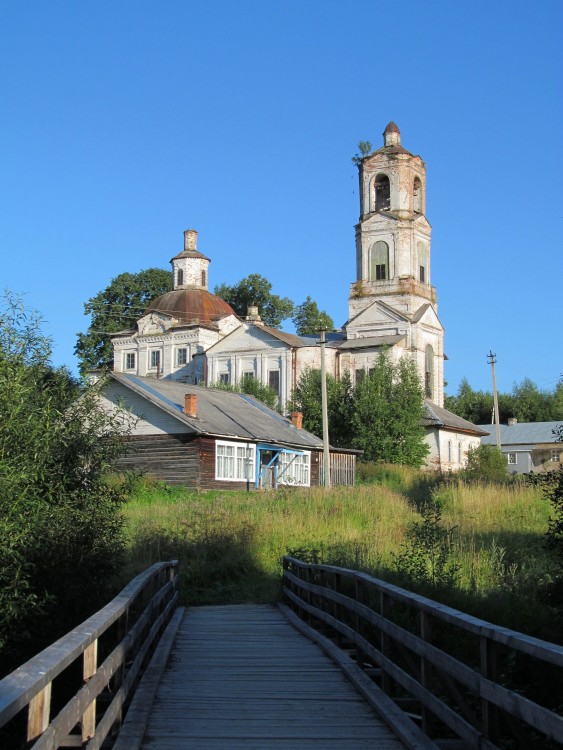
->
[1,0,561,395]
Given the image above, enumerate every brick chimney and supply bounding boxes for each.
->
[184,393,198,418]
[507,417,517,426]
[184,229,198,252]
[291,411,303,429]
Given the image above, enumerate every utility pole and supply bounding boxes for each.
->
[319,328,331,488]
[487,351,501,450]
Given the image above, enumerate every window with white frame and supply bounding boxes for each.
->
[216,442,256,482]
[448,440,453,463]
[150,350,161,370]
[551,451,561,463]
[458,442,462,465]
[125,352,136,370]
[177,348,188,366]
[218,373,230,385]
[278,451,310,487]
[507,453,517,465]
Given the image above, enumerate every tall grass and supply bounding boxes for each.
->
[120,470,560,642]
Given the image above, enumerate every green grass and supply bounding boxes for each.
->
[120,470,561,643]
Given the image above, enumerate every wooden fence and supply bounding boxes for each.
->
[0,561,178,749]
[283,556,563,749]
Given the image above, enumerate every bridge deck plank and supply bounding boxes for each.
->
[139,604,408,749]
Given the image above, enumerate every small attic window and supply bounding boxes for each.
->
[177,269,184,286]
[374,174,390,212]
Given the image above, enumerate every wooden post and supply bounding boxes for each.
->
[420,610,432,734]
[355,578,365,667]
[333,572,343,646]
[82,639,98,741]
[27,683,51,742]
[380,591,391,694]
[481,634,499,742]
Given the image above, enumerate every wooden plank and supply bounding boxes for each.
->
[137,604,411,749]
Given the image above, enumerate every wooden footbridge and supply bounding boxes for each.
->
[1,559,563,749]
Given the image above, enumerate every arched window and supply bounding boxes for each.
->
[177,268,184,287]
[374,174,390,212]
[448,440,453,463]
[413,177,422,212]
[458,442,463,465]
[370,241,389,281]
[425,344,434,399]
[201,269,206,287]
[418,242,427,283]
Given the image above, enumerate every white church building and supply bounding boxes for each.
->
[112,123,486,470]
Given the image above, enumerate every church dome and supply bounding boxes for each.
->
[145,288,237,327]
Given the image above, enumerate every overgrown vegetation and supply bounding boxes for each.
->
[210,373,279,410]
[0,293,129,674]
[121,468,561,644]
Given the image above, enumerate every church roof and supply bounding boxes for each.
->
[337,334,405,350]
[145,288,236,326]
[170,248,211,262]
[423,401,489,436]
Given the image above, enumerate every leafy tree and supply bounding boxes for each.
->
[75,268,172,375]
[289,368,354,448]
[353,351,429,466]
[214,273,294,328]
[1,293,129,670]
[351,140,373,166]
[462,445,508,482]
[211,373,279,411]
[292,296,334,335]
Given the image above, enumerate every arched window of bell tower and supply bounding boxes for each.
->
[425,344,434,399]
[418,242,427,284]
[373,174,390,212]
[413,177,422,213]
[177,268,184,287]
[201,270,206,287]
[370,241,389,281]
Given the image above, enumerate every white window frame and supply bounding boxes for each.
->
[277,451,311,487]
[176,347,188,366]
[215,441,256,482]
[551,450,560,463]
[218,372,230,385]
[507,452,517,465]
[125,352,136,370]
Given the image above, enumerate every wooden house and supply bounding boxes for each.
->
[100,373,357,489]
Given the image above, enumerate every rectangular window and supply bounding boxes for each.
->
[218,373,230,385]
[551,451,561,463]
[375,264,386,280]
[150,350,161,369]
[216,442,256,482]
[268,370,280,396]
[355,369,365,384]
[125,352,136,370]
[419,265,425,283]
[177,348,188,366]
[507,453,517,465]
[278,452,310,487]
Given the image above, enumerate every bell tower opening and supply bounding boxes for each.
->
[374,174,390,212]
[370,241,389,281]
[413,176,422,213]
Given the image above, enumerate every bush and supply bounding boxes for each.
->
[462,444,508,483]
[0,293,130,671]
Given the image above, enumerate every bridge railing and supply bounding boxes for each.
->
[283,555,563,749]
[0,560,178,749]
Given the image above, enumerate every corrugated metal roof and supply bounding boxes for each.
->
[423,401,489,435]
[337,334,405,350]
[478,421,562,446]
[111,373,324,450]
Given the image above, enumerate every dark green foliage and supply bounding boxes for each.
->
[214,273,294,328]
[351,139,373,166]
[289,368,354,447]
[1,293,129,671]
[393,500,460,590]
[292,296,334,335]
[353,352,429,466]
[210,373,279,411]
[75,267,172,375]
[462,444,508,482]
[445,376,563,424]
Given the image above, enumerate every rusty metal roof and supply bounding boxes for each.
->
[145,289,236,326]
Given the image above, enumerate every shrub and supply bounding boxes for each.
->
[462,444,508,483]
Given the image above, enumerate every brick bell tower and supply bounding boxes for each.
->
[346,123,444,404]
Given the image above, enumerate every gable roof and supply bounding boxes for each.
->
[337,334,405,350]
[478,421,563,446]
[423,401,489,436]
[110,373,325,450]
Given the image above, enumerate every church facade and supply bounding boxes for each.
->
[112,123,484,470]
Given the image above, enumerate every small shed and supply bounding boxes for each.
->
[100,373,357,489]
